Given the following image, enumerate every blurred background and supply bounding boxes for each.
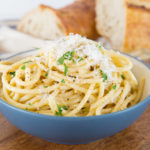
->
[0,0,150,60]
[0,0,74,20]
[0,0,76,54]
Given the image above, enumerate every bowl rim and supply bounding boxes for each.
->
[0,49,150,120]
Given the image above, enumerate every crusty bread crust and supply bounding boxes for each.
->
[56,0,99,39]
[17,5,66,40]
[123,5,150,52]
[127,0,150,9]
[37,5,66,33]
[95,0,102,36]
[96,0,150,52]
[18,0,98,40]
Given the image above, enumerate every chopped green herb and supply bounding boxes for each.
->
[72,59,76,63]
[28,103,32,106]
[56,105,63,116]
[57,51,74,65]
[100,69,103,74]
[61,79,65,83]
[112,84,117,90]
[36,55,40,57]
[55,111,61,116]
[62,105,68,110]
[64,63,68,76]
[57,56,65,65]
[102,73,107,82]
[44,86,48,88]
[121,74,125,79]
[25,108,28,111]
[77,56,84,62]
[97,43,103,49]
[82,107,87,112]
[21,64,26,70]
[63,51,74,60]
[100,69,107,82]
[45,72,48,77]
[9,72,15,77]
[55,105,68,116]
[23,60,32,64]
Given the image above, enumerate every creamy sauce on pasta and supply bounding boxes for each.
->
[0,34,145,116]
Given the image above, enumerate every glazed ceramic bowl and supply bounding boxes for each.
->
[0,50,150,145]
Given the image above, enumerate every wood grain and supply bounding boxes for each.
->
[0,61,150,150]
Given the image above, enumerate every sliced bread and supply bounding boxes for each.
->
[96,0,150,52]
[18,0,98,40]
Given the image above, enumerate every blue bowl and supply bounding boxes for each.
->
[0,50,150,145]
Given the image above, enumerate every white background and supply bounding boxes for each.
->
[0,0,75,20]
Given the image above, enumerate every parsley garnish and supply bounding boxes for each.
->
[56,105,63,116]
[62,105,68,110]
[72,59,76,63]
[44,86,48,88]
[45,72,48,77]
[57,56,65,65]
[100,69,107,82]
[55,105,68,116]
[77,56,84,62]
[97,43,103,49]
[57,51,74,65]
[23,60,32,64]
[121,74,125,79]
[21,60,32,70]
[21,64,26,70]
[61,79,65,83]
[64,63,68,76]
[9,72,15,77]
[102,73,107,82]
[112,84,117,90]
[28,103,32,106]
[63,51,74,60]
[82,107,87,112]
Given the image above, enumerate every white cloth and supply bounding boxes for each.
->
[0,26,50,52]
[0,0,74,53]
[0,26,111,53]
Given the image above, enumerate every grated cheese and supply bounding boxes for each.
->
[40,34,116,81]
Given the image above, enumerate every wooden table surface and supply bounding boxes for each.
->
[0,61,150,150]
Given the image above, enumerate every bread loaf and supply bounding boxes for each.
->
[96,0,150,52]
[18,0,99,40]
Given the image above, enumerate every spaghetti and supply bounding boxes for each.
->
[0,34,145,116]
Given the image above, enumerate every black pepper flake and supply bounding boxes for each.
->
[54,81,59,84]
[90,66,94,71]
[69,75,76,79]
